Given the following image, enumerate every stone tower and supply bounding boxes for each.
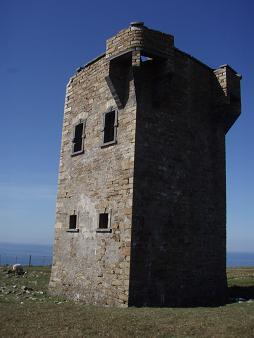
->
[49,23,241,307]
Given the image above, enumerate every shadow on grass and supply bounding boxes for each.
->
[228,286,254,302]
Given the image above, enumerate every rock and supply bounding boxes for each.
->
[12,264,24,275]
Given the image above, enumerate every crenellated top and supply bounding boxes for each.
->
[213,64,242,132]
[106,22,174,60]
[70,23,241,134]
[213,64,241,104]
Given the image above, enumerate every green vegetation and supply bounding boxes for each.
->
[227,267,254,287]
[1,266,254,337]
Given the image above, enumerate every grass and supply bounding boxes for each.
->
[0,266,254,337]
[227,267,254,287]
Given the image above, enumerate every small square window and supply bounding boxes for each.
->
[69,215,77,229]
[67,214,79,232]
[96,212,112,233]
[99,213,108,229]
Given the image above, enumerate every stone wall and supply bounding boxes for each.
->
[106,22,174,60]
[129,50,229,306]
[49,52,136,307]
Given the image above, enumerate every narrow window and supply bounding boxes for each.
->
[99,213,109,229]
[102,110,117,146]
[69,215,77,230]
[96,212,112,233]
[72,120,85,155]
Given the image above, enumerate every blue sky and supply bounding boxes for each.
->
[0,0,253,251]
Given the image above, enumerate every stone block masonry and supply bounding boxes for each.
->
[49,22,241,307]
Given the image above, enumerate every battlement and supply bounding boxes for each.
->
[214,64,241,132]
[106,22,174,60]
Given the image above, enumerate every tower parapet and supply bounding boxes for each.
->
[106,22,174,60]
[214,65,241,132]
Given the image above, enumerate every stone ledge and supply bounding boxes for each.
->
[96,228,112,233]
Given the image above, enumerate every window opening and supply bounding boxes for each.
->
[102,110,117,145]
[72,121,85,154]
[69,214,77,230]
[99,213,109,229]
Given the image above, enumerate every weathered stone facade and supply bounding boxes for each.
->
[49,23,241,307]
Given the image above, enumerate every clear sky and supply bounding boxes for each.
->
[0,0,253,251]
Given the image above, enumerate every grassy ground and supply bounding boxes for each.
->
[0,266,254,337]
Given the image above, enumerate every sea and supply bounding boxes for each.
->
[0,242,253,267]
[0,242,52,266]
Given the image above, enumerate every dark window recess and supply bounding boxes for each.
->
[103,111,116,144]
[99,213,109,229]
[73,123,84,153]
[69,215,77,229]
